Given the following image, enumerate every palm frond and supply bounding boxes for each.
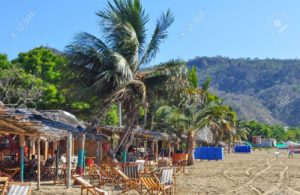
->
[96,0,149,71]
[139,9,174,67]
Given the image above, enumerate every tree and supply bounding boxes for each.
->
[198,100,236,147]
[156,66,206,166]
[66,0,185,153]
[0,54,11,69]
[12,47,68,109]
[0,67,43,107]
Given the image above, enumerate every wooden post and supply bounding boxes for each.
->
[66,132,72,189]
[44,140,48,160]
[55,141,60,181]
[53,141,58,157]
[72,137,75,156]
[155,140,158,163]
[144,139,147,159]
[19,135,25,182]
[96,128,102,165]
[151,141,155,156]
[168,140,172,159]
[37,135,41,190]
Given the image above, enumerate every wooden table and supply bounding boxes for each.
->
[3,168,20,178]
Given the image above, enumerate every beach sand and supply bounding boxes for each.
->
[31,149,300,194]
[176,149,300,195]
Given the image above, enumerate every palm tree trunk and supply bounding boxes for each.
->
[143,103,148,128]
[115,109,138,155]
[187,130,195,166]
[150,110,155,131]
[118,101,122,127]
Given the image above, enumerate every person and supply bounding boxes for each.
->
[288,144,295,159]
[26,155,37,179]
[29,155,38,169]
[126,146,135,162]
[176,147,184,154]
[45,154,54,167]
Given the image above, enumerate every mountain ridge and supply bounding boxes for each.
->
[187,56,300,127]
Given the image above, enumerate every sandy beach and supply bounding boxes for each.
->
[176,149,300,195]
[30,149,300,195]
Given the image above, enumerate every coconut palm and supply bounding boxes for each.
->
[197,100,237,147]
[234,120,250,143]
[66,0,185,153]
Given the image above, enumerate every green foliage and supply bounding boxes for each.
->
[188,56,300,127]
[12,47,66,82]
[243,120,300,142]
[0,54,11,69]
[104,104,119,126]
[71,101,91,110]
[187,66,198,88]
[286,128,300,141]
[11,47,68,109]
[0,67,43,107]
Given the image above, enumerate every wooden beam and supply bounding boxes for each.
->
[37,135,41,190]
[155,140,158,163]
[44,141,48,160]
[66,132,72,189]
[53,141,57,157]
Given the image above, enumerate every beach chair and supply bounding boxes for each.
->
[157,159,169,168]
[140,167,175,195]
[73,175,108,195]
[113,164,142,194]
[135,160,145,173]
[3,182,32,195]
[0,177,9,195]
[159,167,175,192]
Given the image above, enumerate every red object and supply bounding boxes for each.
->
[172,153,187,164]
[86,158,94,168]
[75,167,84,175]
[102,143,110,151]
[252,136,261,144]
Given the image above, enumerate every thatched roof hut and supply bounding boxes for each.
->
[0,102,106,141]
[195,126,214,144]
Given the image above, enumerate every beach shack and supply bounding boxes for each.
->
[0,102,106,190]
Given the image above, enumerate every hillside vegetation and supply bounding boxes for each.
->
[187,56,300,127]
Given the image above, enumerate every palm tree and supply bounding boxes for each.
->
[234,120,250,144]
[66,0,185,153]
[198,100,237,147]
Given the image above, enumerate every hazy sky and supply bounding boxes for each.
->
[1,0,300,65]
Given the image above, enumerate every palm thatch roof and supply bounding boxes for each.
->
[90,125,173,141]
[0,102,106,141]
[195,126,214,144]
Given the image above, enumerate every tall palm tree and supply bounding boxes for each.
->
[66,0,185,153]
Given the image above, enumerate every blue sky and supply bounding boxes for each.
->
[1,0,300,64]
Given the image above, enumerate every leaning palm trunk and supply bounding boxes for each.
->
[187,130,195,166]
[114,108,138,157]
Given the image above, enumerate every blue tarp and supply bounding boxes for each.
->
[194,147,224,160]
[234,145,251,153]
